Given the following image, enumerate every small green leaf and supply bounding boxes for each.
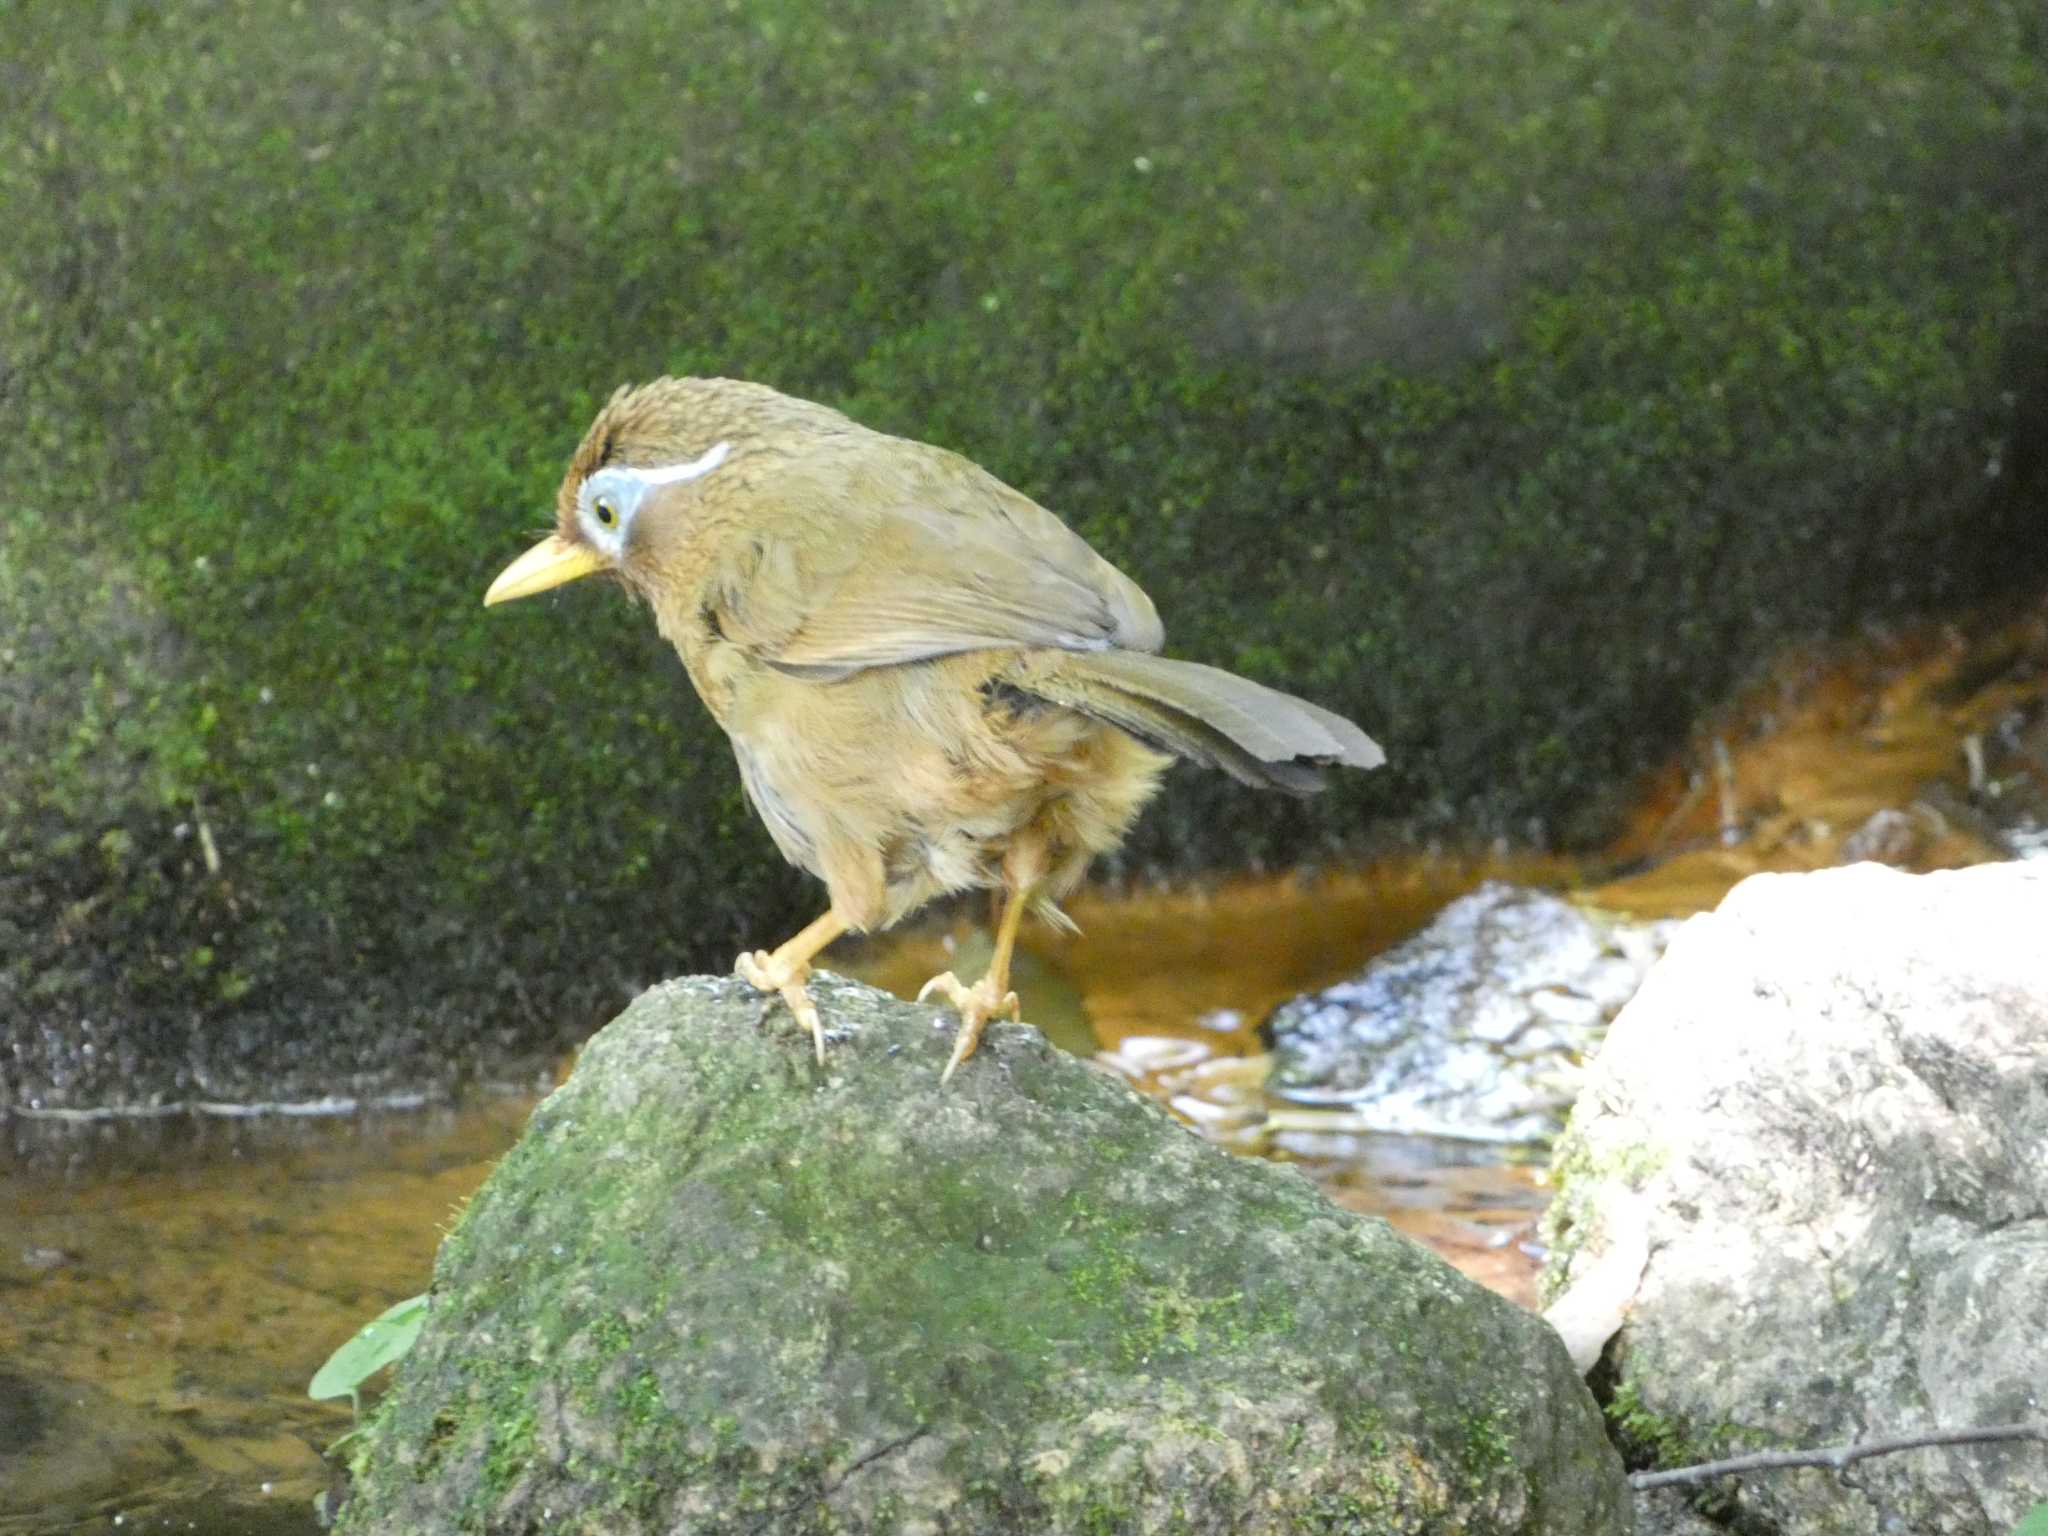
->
[309,1293,429,1403]
[2012,1502,2048,1536]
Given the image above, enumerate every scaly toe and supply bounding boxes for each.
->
[791,990,826,1065]
[940,1024,980,1085]
[923,976,1022,1084]
[916,971,972,1009]
[736,952,826,1064]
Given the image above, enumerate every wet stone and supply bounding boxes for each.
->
[1261,883,1674,1143]
[0,1373,189,1522]
[335,974,1628,1535]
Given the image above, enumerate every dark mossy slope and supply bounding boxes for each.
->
[3,0,2044,1105]
[338,975,1629,1533]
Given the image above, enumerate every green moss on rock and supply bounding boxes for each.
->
[4,0,2044,1104]
[336,975,1627,1533]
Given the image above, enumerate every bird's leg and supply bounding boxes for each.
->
[918,886,1026,1083]
[919,835,1046,1082]
[735,908,851,1064]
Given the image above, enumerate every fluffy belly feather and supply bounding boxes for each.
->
[724,650,1167,930]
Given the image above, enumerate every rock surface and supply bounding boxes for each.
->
[1543,862,2048,1535]
[337,975,1628,1534]
[1628,1488,1726,1536]
[1262,883,1671,1142]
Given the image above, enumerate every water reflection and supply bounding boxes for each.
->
[2,1102,529,1532]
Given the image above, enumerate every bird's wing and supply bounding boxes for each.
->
[715,441,1164,676]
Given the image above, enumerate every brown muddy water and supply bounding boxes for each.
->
[5,594,2043,1533]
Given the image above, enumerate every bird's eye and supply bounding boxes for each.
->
[594,496,618,528]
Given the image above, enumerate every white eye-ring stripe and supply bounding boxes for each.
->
[638,440,731,486]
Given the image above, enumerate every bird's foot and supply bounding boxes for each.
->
[735,950,827,1065]
[916,971,1022,1083]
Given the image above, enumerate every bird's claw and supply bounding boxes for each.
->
[735,950,827,1065]
[916,971,1022,1083]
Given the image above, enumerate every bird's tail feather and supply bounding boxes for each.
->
[1016,650,1384,796]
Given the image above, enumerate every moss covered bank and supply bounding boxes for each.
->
[3,0,2044,1104]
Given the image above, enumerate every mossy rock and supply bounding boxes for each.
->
[4,0,2045,1106]
[335,975,1628,1534]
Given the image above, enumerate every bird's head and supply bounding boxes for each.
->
[483,378,753,609]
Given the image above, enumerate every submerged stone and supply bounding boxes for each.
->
[1263,883,1672,1143]
[337,975,1627,1534]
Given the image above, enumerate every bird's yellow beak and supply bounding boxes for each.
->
[483,535,607,607]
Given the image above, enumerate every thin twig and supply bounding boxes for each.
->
[1629,1423,2046,1491]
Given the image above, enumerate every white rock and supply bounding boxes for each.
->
[1545,861,2048,1534]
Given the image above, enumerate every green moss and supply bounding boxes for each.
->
[1537,1125,1671,1304]
[480,1401,538,1504]
[1605,1374,1777,1484]
[6,0,2044,1105]
[1462,1399,1519,1478]
[1606,1377,1696,1470]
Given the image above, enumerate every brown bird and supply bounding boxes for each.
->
[485,378,1383,1079]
